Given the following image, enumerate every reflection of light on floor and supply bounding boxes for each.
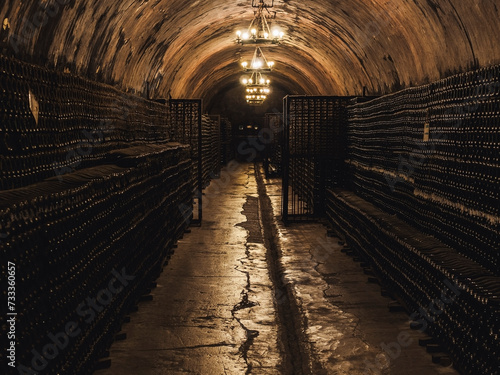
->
[269,197,392,374]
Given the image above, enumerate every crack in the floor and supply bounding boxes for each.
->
[322,284,332,299]
[230,283,260,374]
[309,247,323,272]
[136,342,237,352]
[308,246,336,306]
[351,319,377,352]
[231,290,260,375]
[233,289,259,312]
[231,193,265,375]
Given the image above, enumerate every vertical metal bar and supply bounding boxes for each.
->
[197,99,203,223]
[216,115,221,177]
[282,96,289,223]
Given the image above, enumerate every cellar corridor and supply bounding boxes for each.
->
[93,163,458,375]
[1,1,499,374]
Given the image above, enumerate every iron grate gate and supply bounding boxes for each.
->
[281,95,355,224]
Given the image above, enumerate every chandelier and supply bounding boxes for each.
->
[236,0,284,45]
[241,47,275,73]
[233,0,284,106]
[243,71,271,105]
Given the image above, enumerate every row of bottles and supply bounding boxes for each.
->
[201,115,221,187]
[0,55,196,374]
[335,64,500,374]
[220,117,234,165]
[0,144,193,374]
[347,63,499,276]
[326,188,499,375]
[0,54,171,191]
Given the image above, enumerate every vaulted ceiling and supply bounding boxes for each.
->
[1,0,499,114]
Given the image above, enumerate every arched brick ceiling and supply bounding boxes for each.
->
[1,0,500,106]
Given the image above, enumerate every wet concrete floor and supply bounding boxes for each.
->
[95,163,459,375]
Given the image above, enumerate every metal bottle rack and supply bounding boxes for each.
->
[281,95,355,223]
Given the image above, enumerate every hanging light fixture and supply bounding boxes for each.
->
[242,71,271,105]
[233,0,283,105]
[241,47,275,73]
[235,0,284,45]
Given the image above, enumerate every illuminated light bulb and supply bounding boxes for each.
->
[252,60,262,69]
[264,32,269,39]
[268,61,275,67]
[251,28,257,35]
[242,61,248,68]
[266,79,270,84]
[273,29,279,37]
[242,79,248,85]
[260,78,265,84]
[242,32,249,40]
[237,30,242,37]
[249,79,253,84]
[279,32,284,38]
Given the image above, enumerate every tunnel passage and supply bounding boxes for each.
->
[1,1,500,374]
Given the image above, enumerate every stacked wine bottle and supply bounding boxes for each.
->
[220,117,234,165]
[0,55,173,191]
[327,64,499,374]
[0,55,210,374]
[201,115,221,187]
